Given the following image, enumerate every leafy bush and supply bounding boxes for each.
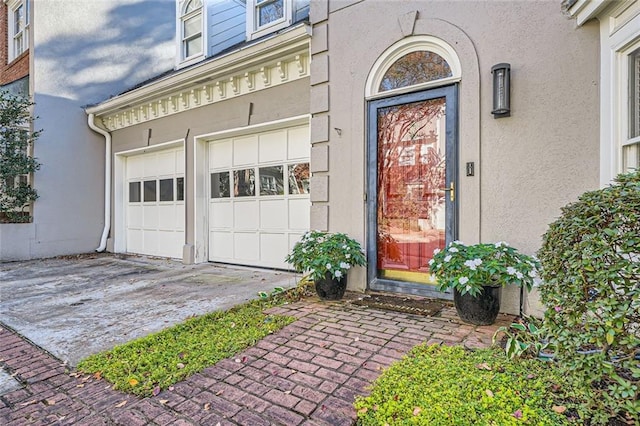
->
[0,91,40,222]
[493,316,550,360]
[354,344,586,425]
[538,170,640,424]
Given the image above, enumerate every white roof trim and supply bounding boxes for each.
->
[86,23,311,129]
[568,0,610,26]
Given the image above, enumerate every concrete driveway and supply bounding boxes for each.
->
[0,254,299,367]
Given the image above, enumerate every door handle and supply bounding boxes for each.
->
[439,182,455,202]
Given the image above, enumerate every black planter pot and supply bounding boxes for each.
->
[315,273,347,300]
[453,286,501,325]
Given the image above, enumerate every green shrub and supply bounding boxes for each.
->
[492,317,550,360]
[538,170,640,424]
[354,344,585,425]
[0,91,40,223]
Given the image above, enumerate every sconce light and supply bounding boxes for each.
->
[491,63,511,118]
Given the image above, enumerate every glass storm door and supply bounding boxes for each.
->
[367,86,457,296]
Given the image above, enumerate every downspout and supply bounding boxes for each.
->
[87,113,111,252]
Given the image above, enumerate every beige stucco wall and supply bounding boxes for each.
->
[310,0,600,314]
[107,77,310,259]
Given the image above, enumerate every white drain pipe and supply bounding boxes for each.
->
[87,113,111,252]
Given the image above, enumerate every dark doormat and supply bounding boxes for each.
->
[349,293,446,317]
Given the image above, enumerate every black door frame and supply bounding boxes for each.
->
[366,84,459,298]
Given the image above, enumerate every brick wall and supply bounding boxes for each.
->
[0,1,29,87]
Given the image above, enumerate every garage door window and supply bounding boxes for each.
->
[159,178,174,201]
[177,177,185,201]
[259,166,284,195]
[288,163,310,194]
[144,180,157,202]
[211,163,310,198]
[211,172,230,198]
[129,181,141,202]
[234,169,255,197]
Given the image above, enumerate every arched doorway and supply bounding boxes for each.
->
[366,37,461,297]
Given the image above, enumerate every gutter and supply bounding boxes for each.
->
[87,113,111,252]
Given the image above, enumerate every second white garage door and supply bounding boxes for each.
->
[126,147,185,259]
[208,125,310,269]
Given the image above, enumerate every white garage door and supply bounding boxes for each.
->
[126,147,185,259]
[208,125,310,269]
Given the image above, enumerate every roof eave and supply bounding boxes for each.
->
[86,23,311,117]
[567,0,610,26]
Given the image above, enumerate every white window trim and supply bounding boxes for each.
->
[365,35,462,99]
[617,40,640,173]
[176,0,206,69]
[602,10,640,184]
[246,0,292,41]
[6,0,29,62]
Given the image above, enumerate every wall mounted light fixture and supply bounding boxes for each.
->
[491,63,511,118]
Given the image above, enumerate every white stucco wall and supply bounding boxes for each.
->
[2,0,176,260]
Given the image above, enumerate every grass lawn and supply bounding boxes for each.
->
[355,344,589,425]
[77,286,309,397]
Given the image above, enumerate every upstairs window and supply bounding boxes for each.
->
[247,0,291,41]
[7,0,29,62]
[180,0,203,63]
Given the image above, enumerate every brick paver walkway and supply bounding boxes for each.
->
[0,297,513,425]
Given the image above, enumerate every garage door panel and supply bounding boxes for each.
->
[288,199,310,230]
[176,204,185,231]
[234,232,259,261]
[210,202,233,228]
[174,233,184,254]
[288,126,309,160]
[233,135,258,166]
[128,156,145,179]
[260,233,288,266]
[157,204,176,230]
[143,231,159,255]
[128,205,143,228]
[210,232,233,260]
[143,156,158,177]
[210,140,232,169]
[157,151,177,176]
[234,201,259,229]
[157,231,179,257]
[260,199,287,230]
[176,150,185,174]
[289,233,305,256]
[259,130,287,163]
[128,229,143,252]
[143,205,159,228]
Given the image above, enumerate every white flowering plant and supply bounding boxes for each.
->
[285,230,366,282]
[429,241,540,297]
